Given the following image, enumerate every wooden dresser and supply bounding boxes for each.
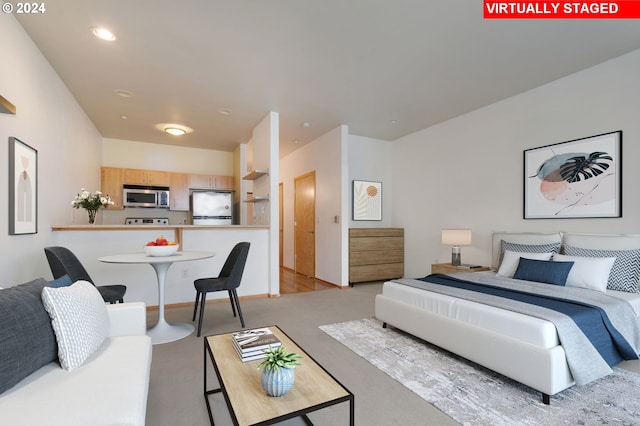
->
[349,228,404,285]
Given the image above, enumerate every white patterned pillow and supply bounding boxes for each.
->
[562,245,640,293]
[41,280,110,371]
[499,240,561,268]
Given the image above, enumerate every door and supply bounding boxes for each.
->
[294,172,315,277]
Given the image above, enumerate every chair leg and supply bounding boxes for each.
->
[231,289,245,328]
[228,290,237,318]
[197,292,207,337]
[193,291,201,322]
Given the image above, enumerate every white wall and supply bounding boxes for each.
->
[280,125,348,286]
[392,49,640,278]
[247,112,280,295]
[0,14,103,286]
[348,134,394,228]
[103,138,234,175]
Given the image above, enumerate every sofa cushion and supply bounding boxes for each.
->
[48,274,73,288]
[42,281,110,371]
[0,278,58,394]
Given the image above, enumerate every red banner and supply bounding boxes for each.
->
[484,1,640,18]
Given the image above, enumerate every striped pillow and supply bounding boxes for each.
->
[562,245,640,293]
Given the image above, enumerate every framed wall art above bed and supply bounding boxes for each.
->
[524,131,622,219]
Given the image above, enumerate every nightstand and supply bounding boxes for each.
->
[431,263,490,274]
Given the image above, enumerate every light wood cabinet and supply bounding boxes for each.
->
[170,173,190,211]
[189,174,234,190]
[431,263,490,274]
[349,228,404,284]
[100,167,124,209]
[123,168,170,186]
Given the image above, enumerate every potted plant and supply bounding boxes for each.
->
[257,346,302,397]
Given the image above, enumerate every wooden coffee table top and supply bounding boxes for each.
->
[206,325,352,426]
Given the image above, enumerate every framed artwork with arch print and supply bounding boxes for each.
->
[9,137,38,235]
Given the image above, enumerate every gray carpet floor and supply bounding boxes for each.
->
[145,282,640,426]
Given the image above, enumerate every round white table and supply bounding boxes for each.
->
[99,250,215,344]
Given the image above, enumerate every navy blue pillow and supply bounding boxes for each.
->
[513,258,574,286]
[48,274,73,288]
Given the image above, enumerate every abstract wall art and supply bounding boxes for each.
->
[524,131,622,219]
[353,180,382,221]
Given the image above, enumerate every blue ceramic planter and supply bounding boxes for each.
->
[261,367,295,397]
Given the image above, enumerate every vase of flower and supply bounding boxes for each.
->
[71,189,114,224]
[87,209,98,224]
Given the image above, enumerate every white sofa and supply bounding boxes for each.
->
[0,301,153,426]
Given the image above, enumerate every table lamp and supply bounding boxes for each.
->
[441,229,472,266]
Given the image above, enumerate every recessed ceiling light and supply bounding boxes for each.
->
[302,121,312,128]
[217,108,232,115]
[390,119,398,124]
[120,115,128,120]
[91,27,116,41]
[293,140,299,144]
[114,89,133,98]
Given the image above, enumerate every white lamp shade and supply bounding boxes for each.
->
[441,229,472,246]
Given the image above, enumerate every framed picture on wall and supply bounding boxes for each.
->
[9,137,38,234]
[524,131,622,219]
[353,180,382,221]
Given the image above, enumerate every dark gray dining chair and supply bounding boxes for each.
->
[44,246,127,304]
[192,242,250,337]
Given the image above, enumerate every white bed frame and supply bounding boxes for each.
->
[374,232,640,404]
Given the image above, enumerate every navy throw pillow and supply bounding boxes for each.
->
[48,274,73,288]
[513,258,574,286]
[0,278,58,394]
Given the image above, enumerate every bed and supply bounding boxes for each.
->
[374,232,640,404]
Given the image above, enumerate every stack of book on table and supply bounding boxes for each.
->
[231,327,282,362]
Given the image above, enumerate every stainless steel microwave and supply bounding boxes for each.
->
[123,185,170,208]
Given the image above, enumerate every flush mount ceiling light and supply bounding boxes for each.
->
[91,27,116,41]
[114,89,133,98]
[164,127,186,136]
[155,122,193,136]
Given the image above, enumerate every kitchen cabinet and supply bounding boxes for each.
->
[123,168,170,186]
[189,174,234,190]
[170,173,190,211]
[100,167,124,209]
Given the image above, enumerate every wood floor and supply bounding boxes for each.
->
[279,267,336,294]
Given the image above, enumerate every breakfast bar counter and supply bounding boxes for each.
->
[50,225,270,308]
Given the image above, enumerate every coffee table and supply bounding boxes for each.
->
[204,326,354,425]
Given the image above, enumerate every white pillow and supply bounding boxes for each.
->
[41,280,110,371]
[497,250,553,277]
[553,253,616,292]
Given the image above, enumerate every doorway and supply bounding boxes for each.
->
[294,171,315,278]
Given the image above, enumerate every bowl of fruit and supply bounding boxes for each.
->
[144,236,179,257]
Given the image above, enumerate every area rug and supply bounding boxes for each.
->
[319,317,640,426]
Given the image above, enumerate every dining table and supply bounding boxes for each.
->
[99,250,215,344]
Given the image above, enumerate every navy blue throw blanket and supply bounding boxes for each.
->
[420,274,638,366]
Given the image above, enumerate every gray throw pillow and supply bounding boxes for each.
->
[0,278,58,394]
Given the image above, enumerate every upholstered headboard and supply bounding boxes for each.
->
[491,231,640,270]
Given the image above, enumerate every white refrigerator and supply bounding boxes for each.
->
[190,191,233,225]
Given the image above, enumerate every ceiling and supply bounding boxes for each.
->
[14,1,640,157]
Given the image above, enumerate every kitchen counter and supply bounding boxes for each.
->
[51,224,268,231]
[49,224,271,307]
